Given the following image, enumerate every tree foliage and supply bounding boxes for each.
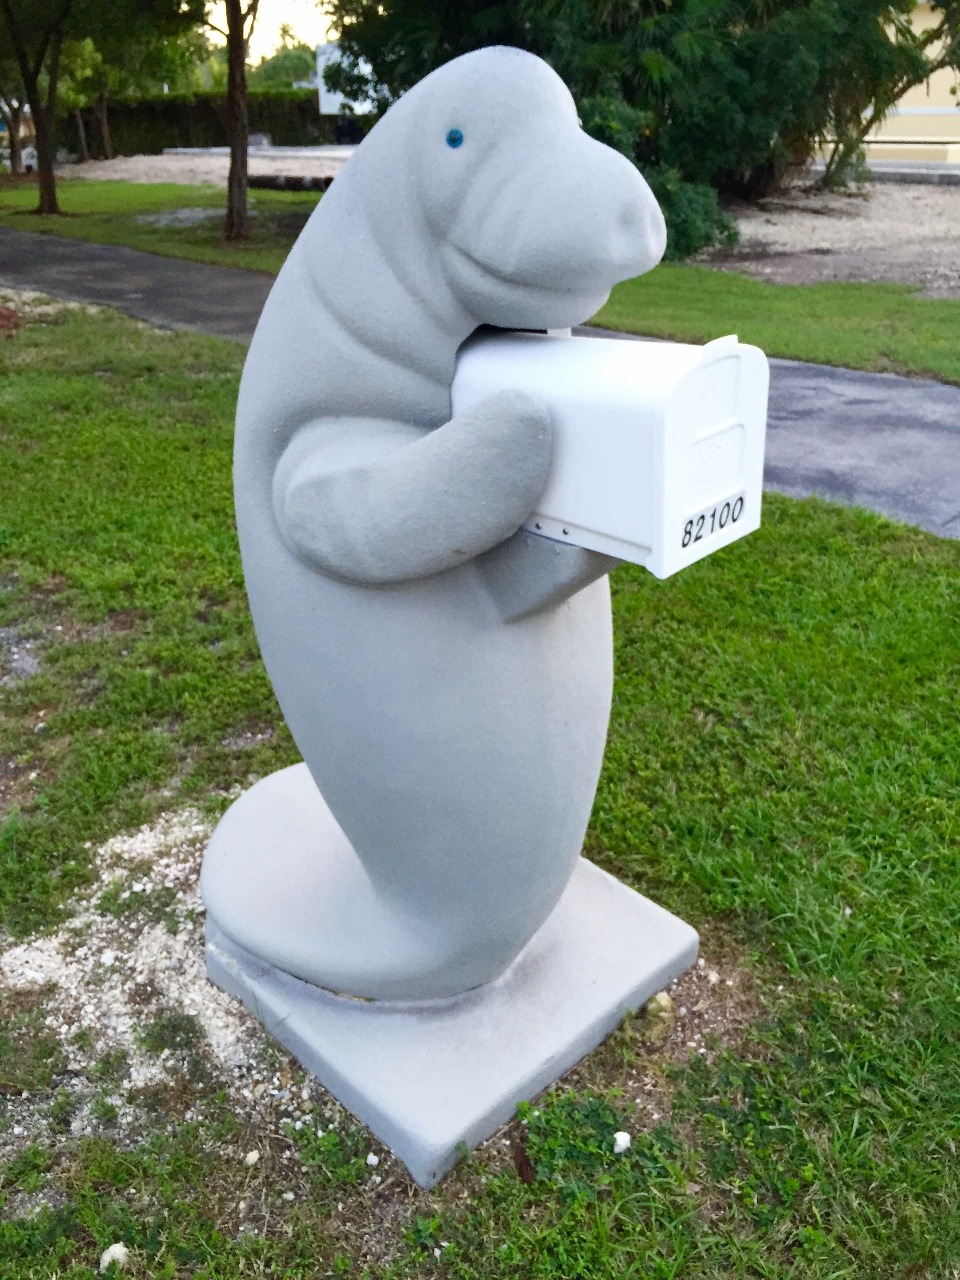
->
[59,26,207,160]
[819,1,960,186]
[249,25,317,90]
[0,0,203,212]
[327,1,960,214]
[55,37,102,161]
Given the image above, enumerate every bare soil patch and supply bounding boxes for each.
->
[707,182,960,296]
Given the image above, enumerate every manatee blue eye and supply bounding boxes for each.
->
[446,128,464,149]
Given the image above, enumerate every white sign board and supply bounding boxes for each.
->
[315,42,373,115]
[452,331,769,579]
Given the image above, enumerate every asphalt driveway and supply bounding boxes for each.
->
[2,227,957,539]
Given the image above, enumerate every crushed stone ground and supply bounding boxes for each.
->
[59,150,351,187]
[706,182,960,297]
[0,285,101,322]
[0,805,259,1162]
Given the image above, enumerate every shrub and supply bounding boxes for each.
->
[327,0,960,204]
[642,165,740,260]
[575,92,739,259]
[58,89,338,158]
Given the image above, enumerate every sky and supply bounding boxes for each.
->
[206,0,335,65]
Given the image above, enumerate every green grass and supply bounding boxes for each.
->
[0,305,290,935]
[1,303,959,1276]
[594,264,960,384]
[0,177,321,274]
[5,176,960,382]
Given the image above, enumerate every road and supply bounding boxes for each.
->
[2,227,957,539]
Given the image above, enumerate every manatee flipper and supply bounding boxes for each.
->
[478,529,620,622]
[272,389,552,585]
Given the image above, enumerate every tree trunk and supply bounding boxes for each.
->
[32,105,59,211]
[74,108,90,163]
[224,0,249,241]
[0,0,63,208]
[23,67,60,213]
[94,92,113,160]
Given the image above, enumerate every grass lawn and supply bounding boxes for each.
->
[1,300,959,1278]
[0,177,320,275]
[4,176,960,383]
[593,266,960,385]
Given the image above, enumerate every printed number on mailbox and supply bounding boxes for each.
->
[682,495,745,550]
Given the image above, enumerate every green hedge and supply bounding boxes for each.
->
[59,90,347,157]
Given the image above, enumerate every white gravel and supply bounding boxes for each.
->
[0,806,256,1078]
[0,285,101,320]
[59,150,352,188]
[0,801,261,1160]
[733,183,960,253]
[712,182,960,296]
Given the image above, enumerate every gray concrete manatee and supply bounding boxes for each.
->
[200,46,667,1001]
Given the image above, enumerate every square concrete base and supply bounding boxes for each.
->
[205,858,698,1187]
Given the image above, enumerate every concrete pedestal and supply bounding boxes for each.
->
[205,854,697,1187]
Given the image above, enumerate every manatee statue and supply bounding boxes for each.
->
[200,46,667,1002]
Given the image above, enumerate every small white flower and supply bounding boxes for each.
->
[366,1152,380,1167]
[843,906,852,917]
[613,1131,632,1155]
[282,1190,294,1202]
[100,950,116,967]
[243,1150,260,1167]
[99,1242,130,1272]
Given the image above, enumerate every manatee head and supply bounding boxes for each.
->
[357,46,667,331]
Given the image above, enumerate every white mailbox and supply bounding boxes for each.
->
[452,330,770,579]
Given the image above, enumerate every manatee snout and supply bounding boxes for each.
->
[446,122,665,324]
[455,127,665,290]
[610,165,668,278]
[508,140,666,291]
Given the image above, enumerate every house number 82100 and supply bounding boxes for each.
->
[682,495,745,549]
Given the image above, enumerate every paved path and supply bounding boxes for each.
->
[810,159,960,187]
[2,228,958,539]
[0,230,270,342]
